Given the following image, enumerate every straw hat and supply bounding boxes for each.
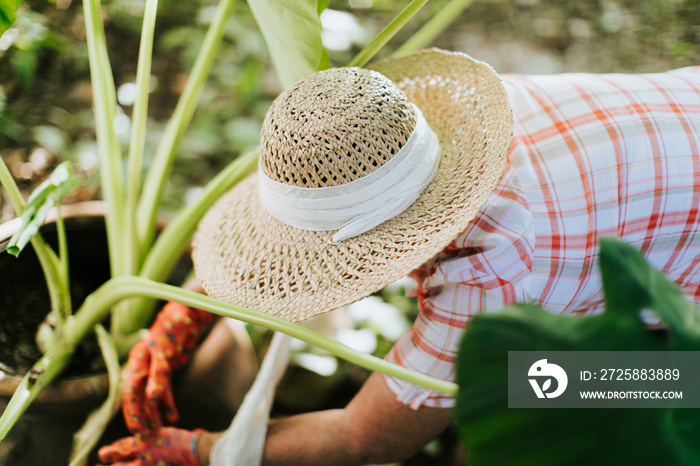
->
[193,48,512,322]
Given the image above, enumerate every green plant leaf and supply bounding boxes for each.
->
[134,0,237,280]
[393,0,476,57]
[0,0,22,36]
[6,161,82,257]
[83,0,126,281]
[247,0,323,89]
[347,0,429,68]
[599,237,700,337]
[455,238,700,466]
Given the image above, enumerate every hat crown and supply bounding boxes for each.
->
[260,67,417,188]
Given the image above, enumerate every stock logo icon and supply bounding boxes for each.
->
[528,359,568,399]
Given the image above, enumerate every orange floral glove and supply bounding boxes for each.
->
[122,301,215,435]
[98,427,207,466]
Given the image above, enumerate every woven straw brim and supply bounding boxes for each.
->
[192,49,513,322]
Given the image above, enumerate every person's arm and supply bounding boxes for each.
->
[196,372,451,466]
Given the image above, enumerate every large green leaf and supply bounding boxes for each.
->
[0,0,22,36]
[247,0,324,89]
[455,238,700,466]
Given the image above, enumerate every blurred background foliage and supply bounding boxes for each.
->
[0,0,699,222]
[0,0,699,463]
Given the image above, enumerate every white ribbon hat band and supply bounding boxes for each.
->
[258,104,441,243]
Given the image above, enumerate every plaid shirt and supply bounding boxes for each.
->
[385,66,700,408]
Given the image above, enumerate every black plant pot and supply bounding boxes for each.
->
[0,202,113,466]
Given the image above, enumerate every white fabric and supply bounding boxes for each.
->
[210,332,291,466]
[258,104,441,243]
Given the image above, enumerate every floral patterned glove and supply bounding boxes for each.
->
[98,427,207,466]
[122,301,215,435]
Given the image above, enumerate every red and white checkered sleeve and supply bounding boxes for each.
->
[383,161,535,408]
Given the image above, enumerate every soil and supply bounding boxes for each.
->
[0,216,110,377]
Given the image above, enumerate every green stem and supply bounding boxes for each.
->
[83,0,126,281]
[136,0,237,258]
[125,0,160,276]
[142,148,258,282]
[122,148,259,332]
[68,325,121,466]
[346,0,429,68]
[63,276,457,396]
[54,211,71,325]
[393,0,475,57]
[1,272,455,442]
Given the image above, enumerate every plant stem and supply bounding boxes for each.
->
[83,0,126,281]
[393,0,475,57]
[120,148,259,332]
[346,0,429,68]
[65,276,458,396]
[141,148,258,283]
[125,0,160,276]
[54,211,71,325]
[68,325,121,466]
[2,257,455,442]
[136,0,237,258]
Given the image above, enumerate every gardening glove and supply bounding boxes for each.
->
[98,427,207,466]
[122,301,215,435]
